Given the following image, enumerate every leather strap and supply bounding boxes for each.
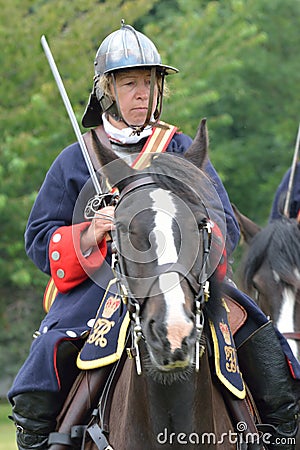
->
[48,431,73,447]
[283,332,300,341]
[83,126,111,172]
[222,386,263,449]
[86,423,113,450]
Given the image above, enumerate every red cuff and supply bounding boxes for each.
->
[49,223,107,293]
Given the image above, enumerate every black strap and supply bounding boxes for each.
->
[48,431,73,446]
[87,422,113,450]
[71,425,87,439]
[48,426,89,447]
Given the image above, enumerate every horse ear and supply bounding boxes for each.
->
[91,129,136,189]
[231,203,261,244]
[184,118,208,169]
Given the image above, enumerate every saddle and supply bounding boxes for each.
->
[226,294,248,334]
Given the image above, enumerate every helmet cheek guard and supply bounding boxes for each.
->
[82,21,178,130]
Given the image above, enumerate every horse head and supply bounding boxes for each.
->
[91,119,225,382]
[233,203,300,359]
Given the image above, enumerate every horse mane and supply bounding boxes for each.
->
[243,218,300,290]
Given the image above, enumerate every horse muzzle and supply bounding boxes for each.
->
[144,315,197,372]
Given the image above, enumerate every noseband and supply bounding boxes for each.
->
[111,175,212,374]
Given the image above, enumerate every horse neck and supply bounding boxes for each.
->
[112,357,198,434]
[147,372,196,434]
[109,350,234,450]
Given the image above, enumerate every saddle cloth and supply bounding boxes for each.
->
[209,295,247,399]
[77,278,130,370]
[77,286,247,399]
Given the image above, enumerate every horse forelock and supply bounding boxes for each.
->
[148,153,212,219]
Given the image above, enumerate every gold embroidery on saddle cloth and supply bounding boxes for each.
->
[86,319,115,348]
[77,278,130,369]
[224,345,238,373]
[86,295,122,347]
[209,299,246,400]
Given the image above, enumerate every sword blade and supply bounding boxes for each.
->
[40,35,102,195]
[284,123,300,217]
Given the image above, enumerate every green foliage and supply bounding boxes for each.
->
[0,401,16,450]
[2,0,300,386]
[1,0,157,289]
[145,0,300,224]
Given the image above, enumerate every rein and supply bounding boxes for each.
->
[283,332,300,341]
[111,175,212,374]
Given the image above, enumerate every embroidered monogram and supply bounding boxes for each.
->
[224,345,238,373]
[87,318,115,347]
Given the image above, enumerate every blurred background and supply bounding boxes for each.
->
[1,1,300,447]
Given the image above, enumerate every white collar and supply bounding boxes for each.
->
[102,114,152,144]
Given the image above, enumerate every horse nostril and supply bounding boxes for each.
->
[172,347,186,361]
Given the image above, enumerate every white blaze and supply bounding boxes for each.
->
[149,189,178,265]
[276,269,298,359]
[150,189,193,351]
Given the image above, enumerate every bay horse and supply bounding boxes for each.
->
[232,204,300,361]
[51,120,262,450]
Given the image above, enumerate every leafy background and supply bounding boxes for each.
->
[1,0,300,395]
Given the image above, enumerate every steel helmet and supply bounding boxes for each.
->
[94,21,178,76]
[82,21,178,128]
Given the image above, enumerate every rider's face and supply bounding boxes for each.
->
[109,68,158,129]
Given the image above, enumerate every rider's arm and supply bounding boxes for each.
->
[25,143,108,293]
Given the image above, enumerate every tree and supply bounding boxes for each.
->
[143,0,300,225]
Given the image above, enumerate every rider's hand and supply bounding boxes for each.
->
[80,205,115,254]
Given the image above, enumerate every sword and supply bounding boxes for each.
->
[40,35,102,197]
[283,123,300,217]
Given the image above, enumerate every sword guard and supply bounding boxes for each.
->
[84,192,119,219]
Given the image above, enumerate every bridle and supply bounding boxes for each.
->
[110,175,213,374]
[283,332,300,341]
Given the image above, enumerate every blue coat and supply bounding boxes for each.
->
[270,162,300,220]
